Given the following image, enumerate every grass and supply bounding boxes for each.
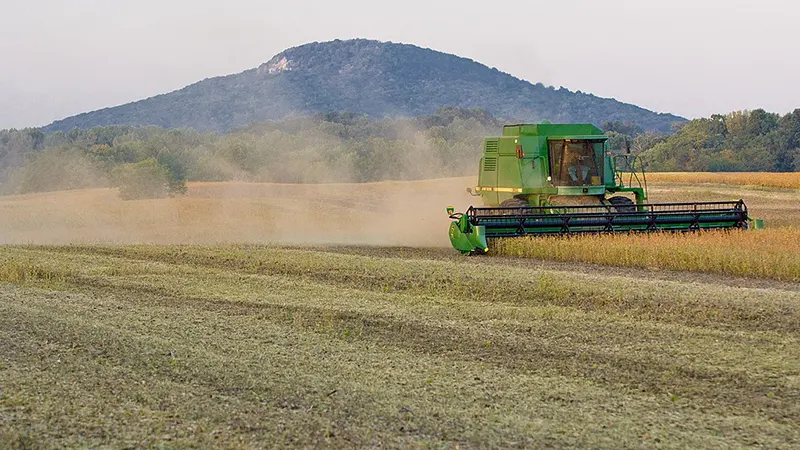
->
[647,172,800,190]
[493,228,800,282]
[1,245,799,448]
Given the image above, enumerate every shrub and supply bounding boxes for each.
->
[112,158,184,200]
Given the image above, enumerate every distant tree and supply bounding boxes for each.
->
[632,132,668,154]
[112,158,183,200]
[745,109,780,137]
[605,131,631,153]
[0,128,49,185]
[601,121,644,137]
[776,109,800,171]
[640,110,796,172]
[779,109,800,149]
[13,147,106,194]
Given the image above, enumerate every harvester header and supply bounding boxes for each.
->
[448,122,756,254]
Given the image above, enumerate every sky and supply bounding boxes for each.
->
[1,0,797,129]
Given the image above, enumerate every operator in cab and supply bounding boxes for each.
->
[565,141,594,185]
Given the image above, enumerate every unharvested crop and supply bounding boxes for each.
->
[493,228,800,282]
[647,172,800,189]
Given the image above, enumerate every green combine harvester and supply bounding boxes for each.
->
[447,123,756,254]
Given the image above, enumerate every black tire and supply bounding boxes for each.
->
[607,196,636,213]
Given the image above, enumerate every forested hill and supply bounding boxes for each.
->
[43,39,684,134]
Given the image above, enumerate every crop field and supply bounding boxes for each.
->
[1,174,799,448]
[493,173,800,280]
[647,172,800,189]
[494,228,800,282]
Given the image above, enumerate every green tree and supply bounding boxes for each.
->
[777,109,800,171]
[111,158,182,200]
[601,121,644,137]
[13,147,106,194]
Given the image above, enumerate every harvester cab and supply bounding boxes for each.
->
[468,123,646,208]
[449,123,753,254]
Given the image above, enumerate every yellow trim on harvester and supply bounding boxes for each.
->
[474,186,523,193]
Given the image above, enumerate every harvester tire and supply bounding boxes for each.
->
[608,196,636,213]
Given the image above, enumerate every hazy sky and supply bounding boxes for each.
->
[1,0,797,129]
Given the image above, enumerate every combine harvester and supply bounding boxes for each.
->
[447,123,758,254]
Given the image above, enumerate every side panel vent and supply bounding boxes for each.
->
[485,140,499,152]
[483,157,497,172]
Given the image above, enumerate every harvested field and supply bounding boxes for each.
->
[1,245,799,448]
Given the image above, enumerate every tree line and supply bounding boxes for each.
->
[0,108,500,197]
[1,107,797,199]
[605,109,800,172]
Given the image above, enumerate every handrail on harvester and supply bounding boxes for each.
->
[613,153,648,200]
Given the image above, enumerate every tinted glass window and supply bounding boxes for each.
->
[549,140,604,186]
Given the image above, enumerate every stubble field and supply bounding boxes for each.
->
[1,175,799,448]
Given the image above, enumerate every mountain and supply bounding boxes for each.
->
[43,39,684,134]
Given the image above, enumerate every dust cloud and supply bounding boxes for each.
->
[0,116,488,247]
[0,178,477,247]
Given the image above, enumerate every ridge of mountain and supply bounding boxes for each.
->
[43,39,684,133]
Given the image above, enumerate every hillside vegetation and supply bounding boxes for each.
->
[41,39,683,133]
[635,109,800,172]
[5,107,800,199]
[0,109,499,195]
